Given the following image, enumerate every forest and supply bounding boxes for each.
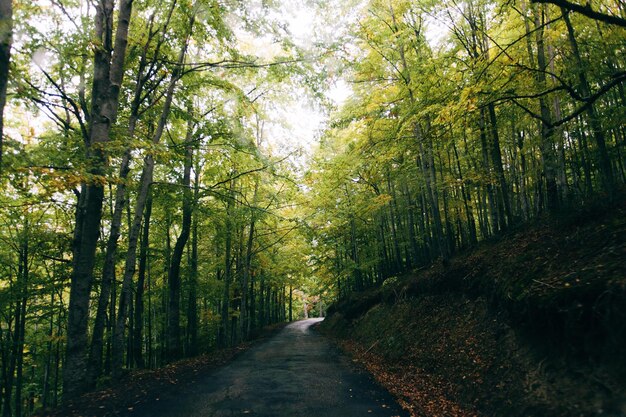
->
[0,0,624,415]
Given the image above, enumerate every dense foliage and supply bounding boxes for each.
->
[0,0,327,414]
[0,0,624,415]
[305,0,625,298]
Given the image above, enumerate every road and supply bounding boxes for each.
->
[132,318,408,417]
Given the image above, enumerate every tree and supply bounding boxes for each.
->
[305,0,625,301]
[0,0,11,175]
[532,0,626,27]
[63,0,134,400]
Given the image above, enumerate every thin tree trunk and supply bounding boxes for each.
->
[576,116,594,196]
[533,3,560,213]
[133,193,152,368]
[258,278,265,329]
[288,286,293,322]
[146,237,153,368]
[2,304,17,417]
[87,172,128,386]
[562,8,614,195]
[0,0,12,175]
[417,123,448,260]
[42,288,55,409]
[186,167,200,356]
[166,111,195,360]
[111,19,193,376]
[439,152,455,253]
[487,103,512,228]
[403,183,421,264]
[248,273,255,335]
[479,109,499,234]
[219,181,236,348]
[452,139,477,244]
[386,173,404,270]
[14,238,28,417]
[241,216,255,339]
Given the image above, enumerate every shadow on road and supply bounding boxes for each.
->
[131,318,407,417]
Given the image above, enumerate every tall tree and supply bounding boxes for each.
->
[63,0,133,400]
[88,2,177,386]
[166,104,195,360]
[0,0,11,175]
[111,11,195,376]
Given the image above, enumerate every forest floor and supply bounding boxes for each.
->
[320,197,626,417]
[37,324,287,417]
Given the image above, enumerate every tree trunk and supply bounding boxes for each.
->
[2,304,17,417]
[258,278,265,329]
[88,7,171,384]
[386,173,403,270]
[249,273,255,334]
[133,193,152,368]
[240,180,258,340]
[42,289,55,409]
[87,153,129,387]
[219,181,235,348]
[400,185,418,265]
[0,0,12,175]
[186,168,200,356]
[288,286,293,322]
[416,123,448,260]
[111,19,193,376]
[487,103,512,228]
[166,112,194,360]
[479,109,499,234]
[64,0,133,400]
[562,8,614,195]
[14,238,28,417]
[533,3,560,213]
[452,139,477,244]
[241,220,255,339]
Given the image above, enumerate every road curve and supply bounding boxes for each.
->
[132,318,408,417]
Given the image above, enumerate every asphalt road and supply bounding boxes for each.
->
[132,318,408,417]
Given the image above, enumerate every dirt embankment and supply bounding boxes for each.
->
[321,200,626,417]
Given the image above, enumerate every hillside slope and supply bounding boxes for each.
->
[320,200,626,417]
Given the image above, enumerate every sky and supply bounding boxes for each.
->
[232,0,356,170]
[238,0,448,171]
[20,0,448,176]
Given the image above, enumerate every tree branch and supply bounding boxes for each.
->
[531,0,626,27]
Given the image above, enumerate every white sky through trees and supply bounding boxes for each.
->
[246,0,447,170]
[15,0,446,174]
[234,0,355,169]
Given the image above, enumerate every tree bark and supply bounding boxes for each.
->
[562,8,615,195]
[133,193,152,367]
[219,181,236,348]
[111,16,193,376]
[479,109,499,234]
[166,112,195,360]
[416,123,448,260]
[533,3,560,213]
[0,0,12,175]
[88,6,174,384]
[241,183,257,340]
[186,198,199,356]
[13,236,28,417]
[64,0,133,400]
[487,103,512,228]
